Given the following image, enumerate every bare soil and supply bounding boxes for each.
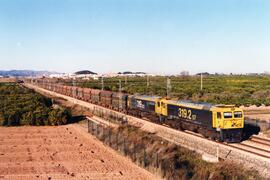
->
[0,78,16,83]
[241,106,270,122]
[0,125,154,179]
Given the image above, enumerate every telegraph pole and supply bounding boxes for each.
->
[101,76,104,90]
[119,79,122,109]
[166,77,171,98]
[72,78,76,98]
[200,73,203,91]
[125,76,127,85]
[119,79,122,93]
[147,76,150,88]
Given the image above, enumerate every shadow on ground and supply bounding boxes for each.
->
[242,124,260,141]
[69,115,86,124]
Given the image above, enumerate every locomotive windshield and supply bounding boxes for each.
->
[224,112,233,118]
[234,111,243,118]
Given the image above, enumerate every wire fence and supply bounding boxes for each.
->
[86,119,168,177]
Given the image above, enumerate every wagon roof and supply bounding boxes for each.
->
[112,92,128,97]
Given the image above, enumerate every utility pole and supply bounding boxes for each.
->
[119,79,122,110]
[119,79,122,93]
[166,77,171,98]
[72,78,76,100]
[147,76,150,88]
[101,76,104,90]
[200,73,203,91]
[125,76,127,85]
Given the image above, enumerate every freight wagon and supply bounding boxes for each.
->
[35,81,244,142]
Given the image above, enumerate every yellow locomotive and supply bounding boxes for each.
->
[129,95,244,142]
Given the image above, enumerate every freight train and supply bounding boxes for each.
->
[32,80,244,143]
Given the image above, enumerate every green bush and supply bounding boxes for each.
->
[48,108,71,125]
[0,83,71,126]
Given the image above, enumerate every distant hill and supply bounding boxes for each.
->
[0,70,57,77]
[75,70,97,75]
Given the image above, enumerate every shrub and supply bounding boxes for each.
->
[0,83,71,126]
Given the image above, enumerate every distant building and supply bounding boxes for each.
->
[179,71,189,76]
[246,73,260,76]
[117,71,149,77]
[196,72,211,76]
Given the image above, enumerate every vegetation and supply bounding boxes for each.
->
[86,120,261,179]
[63,75,270,106]
[0,83,71,126]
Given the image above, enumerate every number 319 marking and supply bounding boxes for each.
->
[178,108,196,120]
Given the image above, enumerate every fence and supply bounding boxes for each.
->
[86,119,171,178]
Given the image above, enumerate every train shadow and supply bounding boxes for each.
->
[242,123,260,141]
[68,115,86,124]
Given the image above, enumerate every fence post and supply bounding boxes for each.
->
[156,152,159,168]
[91,121,94,134]
[123,138,126,155]
[133,143,136,162]
[96,124,99,137]
[87,120,90,133]
[116,132,119,150]
[109,128,111,146]
[144,148,147,167]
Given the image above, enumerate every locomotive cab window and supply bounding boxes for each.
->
[217,112,222,119]
[234,111,242,118]
[224,112,233,118]
[157,102,160,107]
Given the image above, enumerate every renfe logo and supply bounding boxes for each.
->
[136,100,145,109]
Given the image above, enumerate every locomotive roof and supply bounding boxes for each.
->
[167,100,214,110]
[166,100,237,110]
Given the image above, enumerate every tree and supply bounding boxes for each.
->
[48,108,71,126]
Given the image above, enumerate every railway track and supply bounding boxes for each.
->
[24,83,270,177]
[250,136,270,146]
[183,130,270,160]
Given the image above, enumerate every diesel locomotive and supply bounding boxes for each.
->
[33,80,244,143]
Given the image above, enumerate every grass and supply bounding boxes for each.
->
[61,75,270,106]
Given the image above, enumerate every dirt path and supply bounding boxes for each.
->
[0,125,155,179]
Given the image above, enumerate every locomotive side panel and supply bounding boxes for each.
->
[167,104,213,129]
[130,97,156,113]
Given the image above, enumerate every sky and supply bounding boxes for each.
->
[0,0,270,74]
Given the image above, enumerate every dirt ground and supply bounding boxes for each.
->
[0,78,16,83]
[241,105,270,122]
[0,125,155,179]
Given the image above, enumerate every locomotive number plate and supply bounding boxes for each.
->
[178,108,197,120]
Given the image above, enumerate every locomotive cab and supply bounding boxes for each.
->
[212,105,244,142]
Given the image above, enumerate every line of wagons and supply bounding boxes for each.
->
[43,83,129,112]
[34,81,244,143]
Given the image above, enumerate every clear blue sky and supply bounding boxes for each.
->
[0,0,270,74]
